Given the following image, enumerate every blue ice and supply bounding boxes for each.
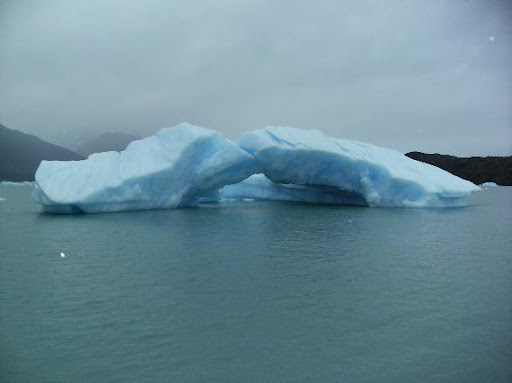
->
[33,124,479,213]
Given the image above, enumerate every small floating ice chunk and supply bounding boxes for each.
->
[0,181,34,186]
[480,182,498,187]
[0,197,6,201]
[60,252,65,258]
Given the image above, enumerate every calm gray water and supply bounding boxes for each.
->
[1,184,511,381]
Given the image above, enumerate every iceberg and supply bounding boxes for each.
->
[33,123,258,213]
[33,123,479,213]
[480,182,498,187]
[234,126,479,207]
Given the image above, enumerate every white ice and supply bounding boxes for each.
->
[33,123,480,213]
[232,126,479,207]
[33,123,258,213]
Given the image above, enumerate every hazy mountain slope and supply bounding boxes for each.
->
[75,132,140,157]
[406,152,512,186]
[0,123,83,181]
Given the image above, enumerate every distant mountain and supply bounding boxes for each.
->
[75,132,140,157]
[406,152,512,186]
[0,123,83,181]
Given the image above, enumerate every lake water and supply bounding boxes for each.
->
[1,184,511,381]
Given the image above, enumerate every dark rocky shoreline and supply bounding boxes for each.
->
[406,152,512,186]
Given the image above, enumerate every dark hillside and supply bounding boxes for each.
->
[406,152,512,186]
[0,123,83,181]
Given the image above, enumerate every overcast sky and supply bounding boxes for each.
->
[1,0,511,155]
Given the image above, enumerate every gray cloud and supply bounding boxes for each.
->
[1,0,511,155]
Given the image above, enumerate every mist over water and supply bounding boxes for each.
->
[1,185,511,381]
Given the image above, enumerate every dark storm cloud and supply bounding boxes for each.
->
[0,0,511,155]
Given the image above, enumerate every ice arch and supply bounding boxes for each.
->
[33,124,479,213]
[222,126,479,207]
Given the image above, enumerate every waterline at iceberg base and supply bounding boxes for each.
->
[32,123,480,213]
